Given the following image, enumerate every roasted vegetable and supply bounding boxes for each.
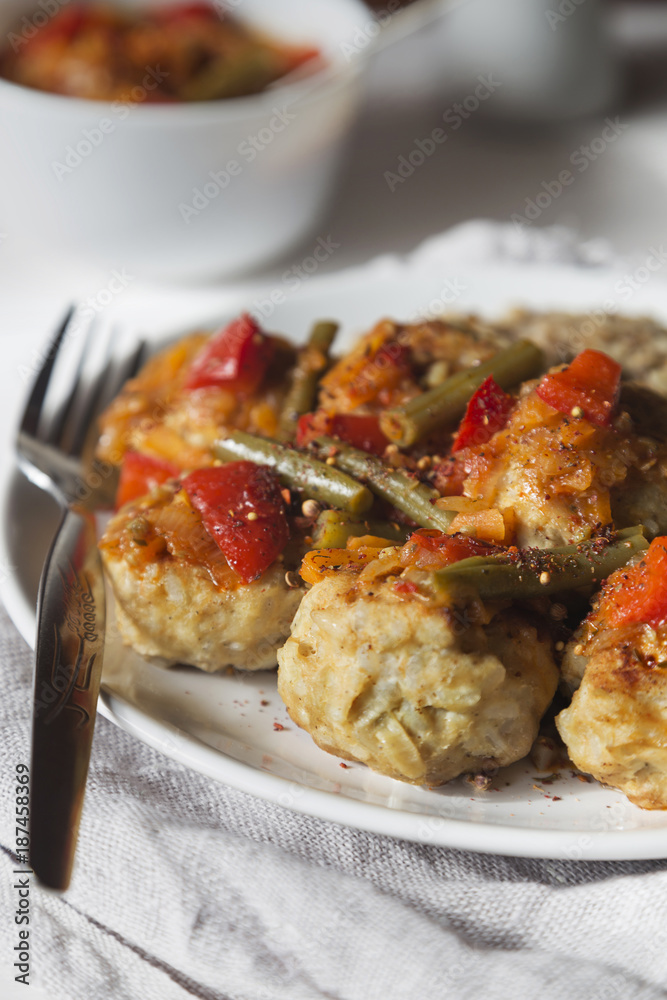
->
[431,528,648,602]
[277,321,338,441]
[214,431,373,514]
[380,340,544,447]
[312,509,409,549]
[535,349,621,426]
[313,437,456,531]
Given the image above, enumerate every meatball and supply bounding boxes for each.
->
[437,379,667,549]
[557,540,667,809]
[99,483,302,672]
[557,632,667,810]
[277,563,558,785]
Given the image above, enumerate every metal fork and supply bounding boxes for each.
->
[17,306,146,890]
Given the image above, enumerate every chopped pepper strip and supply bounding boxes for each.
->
[182,461,288,583]
[115,451,180,509]
[297,411,389,456]
[184,313,272,395]
[597,536,667,628]
[399,530,502,570]
[451,375,515,452]
[535,349,622,426]
[23,3,87,50]
[154,2,220,22]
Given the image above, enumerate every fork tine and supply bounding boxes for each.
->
[95,338,147,417]
[59,319,115,457]
[45,316,98,450]
[67,335,147,458]
[19,306,75,438]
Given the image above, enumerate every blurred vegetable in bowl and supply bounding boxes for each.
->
[0,1,322,102]
[0,0,371,279]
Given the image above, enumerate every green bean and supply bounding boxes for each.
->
[312,509,410,549]
[180,51,277,101]
[213,431,373,514]
[431,528,648,602]
[314,437,456,531]
[277,321,338,442]
[380,339,545,448]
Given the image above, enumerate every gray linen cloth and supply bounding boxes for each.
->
[2,224,667,1000]
[2,604,667,999]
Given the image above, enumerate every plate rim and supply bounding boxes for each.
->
[98,686,667,861]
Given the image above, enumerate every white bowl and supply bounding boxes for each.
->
[0,0,372,281]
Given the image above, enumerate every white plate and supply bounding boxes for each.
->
[6,251,667,861]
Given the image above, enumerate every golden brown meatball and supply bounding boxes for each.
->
[278,557,558,784]
[557,539,667,809]
[100,483,302,672]
[557,636,667,810]
[436,378,667,549]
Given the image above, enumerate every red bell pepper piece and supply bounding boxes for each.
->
[23,4,88,50]
[154,2,219,23]
[296,411,329,448]
[451,376,514,453]
[185,314,272,396]
[330,414,390,455]
[182,462,289,583]
[401,530,501,569]
[115,451,180,509]
[297,411,389,456]
[598,537,667,629]
[535,349,621,426]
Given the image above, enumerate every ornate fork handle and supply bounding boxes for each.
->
[30,504,106,890]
